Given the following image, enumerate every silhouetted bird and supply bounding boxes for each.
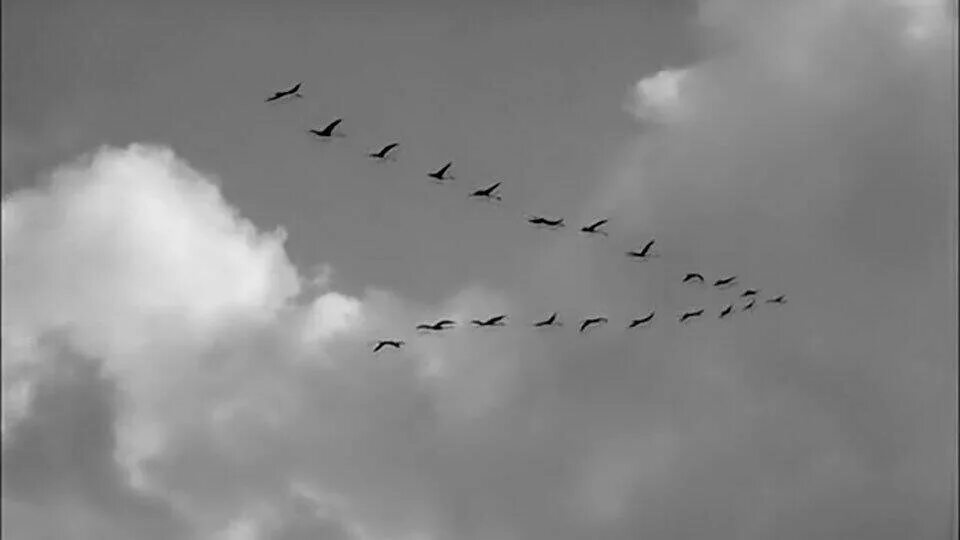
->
[527,215,565,228]
[416,319,456,332]
[740,289,760,297]
[628,311,655,328]
[471,315,507,327]
[368,143,399,160]
[766,295,787,305]
[428,162,454,181]
[373,340,405,352]
[533,312,561,327]
[742,300,756,312]
[308,118,343,138]
[683,272,705,283]
[679,309,704,323]
[265,82,303,102]
[626,239,656,259]
[714,276,737,288]
[580,219,609,236]
[719,305,733,319]
[579,317,608,333]
[470,182,502,201]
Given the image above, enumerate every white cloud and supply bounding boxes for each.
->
[0,144,379,538]
[2,144,301,361]
[300,292,365,346]
[626,68,692,123]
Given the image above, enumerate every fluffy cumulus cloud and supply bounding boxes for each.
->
[0,142,545,539]
[626,67,692,123]
[2,1,957,539]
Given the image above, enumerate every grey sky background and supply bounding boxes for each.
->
[2,1,958,540]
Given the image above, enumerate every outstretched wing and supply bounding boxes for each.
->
[586,218,608,230]
[324,118,342,132]
[484,182,502,195]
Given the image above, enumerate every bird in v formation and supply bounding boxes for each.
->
[265,82,303,102]
[308,118,343,138]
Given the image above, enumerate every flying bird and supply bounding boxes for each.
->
[626,239,656,259]
[368,142,399,160]
[526,215,565,228]
[713,276,738,288]
[766,295,787,305]
[533,312,561,327]
[265,82,303,102]
[579,316,608,333]
[580,218,609,236]
[682,273,705,283]
[740,288,760,297]
[469,182,502,201]
[416,319,456,332]
[679,309,704,323]
[373,340,405,352]
[742,300,756,312]
[719,305,733,319]
[428,162,454,181]
[628,311,655,328]
[308,118,343,138]
[471,314,508,327]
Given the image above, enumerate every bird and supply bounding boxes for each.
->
[368,142,399,160]
[766,295,787,305]
[679,309,704,323]
[533,312,561,327]
[469,182,502,201]
[265,82,303,102]
[428,162,454,181]
[742,300,756,312]
[682,272,705,283]
[719,305,733,319]
[740,288,760,297]
[713,275,737,288]
[628,311,655,328]
[626,239,656,259]
[373,340,404,352]
[471,314,508,327]
[416,319,456,332]
[526,215,565,228]
[308,118,343,138]
[580,218,609,236]
[579,316,608,333]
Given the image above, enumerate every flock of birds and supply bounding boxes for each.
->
[265,82,789,354]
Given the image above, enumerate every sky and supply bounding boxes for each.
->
[1,0,957,539]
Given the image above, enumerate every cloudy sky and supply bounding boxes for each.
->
[2,0,957,539]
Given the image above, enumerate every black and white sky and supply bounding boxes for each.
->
[2,0,958,539]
